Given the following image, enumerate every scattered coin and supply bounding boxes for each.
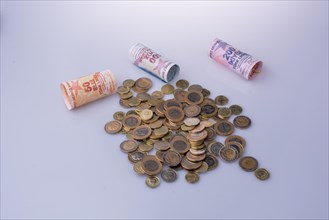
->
[136,92,151,102]
[128,150,146,163]
[120,140,139,153]
[188,84,203,92]
[104,120,122,134]
[195,162,209,174]
[151,90,164,99]
[254,168,270,181]
[122,114,141,130]
[218,107,232,119]
[239,156,258,172]
[123,79,135,88]
[184,104,201,117]
[161,84,175,95]
[204,154,218,171]
[140,109,153,121]
[145,176,161,188]
[220,146,238,162]
[138,142,154,152]
[141,155,163,176]
[185,172,200,183]
[186,91,204,105]
[225,135,246,148]
[181,156,202,170]
[165,106,185,123]
[207,141,224,156]
[229,105,243,115]
[154,140,170,151]
[161,168,177,183]
[113,111,125,121]
[214,121,235,136]
[163,150,182,167]
[176,79,189,89]
[132,125,152,140]
[233,115,252,129]
[215,95,229,106]
[133,161,145,175]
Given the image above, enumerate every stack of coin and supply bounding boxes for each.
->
[105,77,270,188]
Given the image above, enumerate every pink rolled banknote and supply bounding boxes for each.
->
[209,38,263,80]
[60,70,117,110]
[129,43,179,82]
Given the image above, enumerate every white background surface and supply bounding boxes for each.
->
[1,1,328,219]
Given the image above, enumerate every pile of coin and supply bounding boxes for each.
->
[105,77,270,188]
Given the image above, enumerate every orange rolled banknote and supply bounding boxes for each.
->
[60,70,117,110]
[209,38,263,80]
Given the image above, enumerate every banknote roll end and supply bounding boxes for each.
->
[60,83,74,110]
[248,61,263,80]
[166,64,180,82]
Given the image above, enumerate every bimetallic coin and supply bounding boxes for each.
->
[151,90,164,99]
[214,121,235,136]
[255,168,270,181]
[207,141,224,156]
[155,150,167,162]
[220,146,238,162]
[141,155,163,176]
[200,102,217,118]
[164,99,182,109]
[161,168,177,183]
[229,105,243,115]
[140,109,153,121]
[128,97,141,107]
[218,107,232,119]
[184,104,201,117]
[145,176,160,188]
[204,154,218,171]
[165,106,185,123]
[195,162,209,174]
[120,140,139,153]
[239,156,258,172]
[128,150,146,163]
[136,92,151,102]
[181,156,202,170]
[185,172,200,183]
[173,89,187,102]
[132,125,152,140]
[201,88,211,97]
[117,86,130,95]
[113,111,125,121]
[133,161,145,175]
[123,79,135,88]
[233,115,252,129]
[176,79,189,89]
[135,77,153,91]
[227,141,244,158]
[225,135,246,148]
[215,95,229,106]
[154,140,170,151]
[163,150,182,167]
[186,91,204,105]
[161,84,175,95]
[104,120,122,134]
[122,115,141,130]
[188,84,203,92]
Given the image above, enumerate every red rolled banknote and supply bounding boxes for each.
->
[209,38,263,80]
[60,70,117,110]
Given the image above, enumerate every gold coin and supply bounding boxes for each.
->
[165,106,185,123]
[154,140,170,151]
[145,176,160,188]
[120,91,133,100]
[141,155,163,176]
[233,115,252,129]
[180,156,202,170]
[204,154,218,171]
[113,111,125,121]
[120,140,139,153]
[229,105,243,115]
[215,95,229,106]
[173,89,187,102]
[184,117,200,127]
[140,109,153,121]
[226,141,244,158]
[176,79,189,89]
[195,162,209,174]
[161,84,175,95]
[104,120,122,134]
[164,99,183,110]
[119,99,130,108]
[205,127,216,141]
[132,125,152,140]
[220,146,238,162]
[225,135,246,148]
[161,168,177,183]
[254,168,270,181]
[186,151,206,162]
[148,120,163,129]
[201,88,211,97]
[155,150,167,162]
[136,92,151,102]
[117,86,130,95]
[135,77,153,91]
[185,172,199,183]
[181,124,195,131]
[207,141,224,156]
[163,150,182,167]
[123,79,135,88]
[122,115,141,130]
[188,84,203,92]
[186,91,204,105]
[138,142,154,152]
[218,107,232,119]
[151,90,164,99]
[133,161,145,175]
[200,102,218,118]
[214,121,234,136]
[189,147,206,156]
[184,104,201,117]
[128,97,141,107]
[239,156,258,172]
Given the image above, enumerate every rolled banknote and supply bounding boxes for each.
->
[60,70,117,110]
[209,38,263,80]
[129,43,179,82]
